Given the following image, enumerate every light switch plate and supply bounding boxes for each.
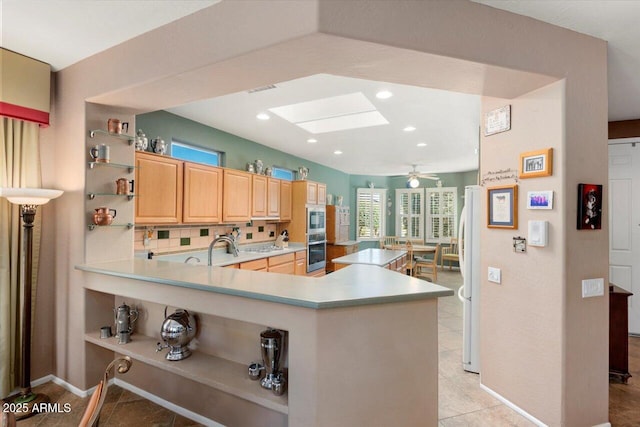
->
[488,267,501,284]
[582,278,605,298]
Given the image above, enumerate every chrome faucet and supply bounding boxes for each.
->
[208,235,239,265]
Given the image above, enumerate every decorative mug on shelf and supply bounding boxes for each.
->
[107,118,122,134]
[116,178,134,195]
[89,144,110,163]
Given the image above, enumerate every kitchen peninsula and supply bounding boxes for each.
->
[77,259,452,426]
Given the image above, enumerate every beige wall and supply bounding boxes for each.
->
[36,1,608,425]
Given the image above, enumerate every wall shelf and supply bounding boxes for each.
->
[90,129,135,145]
[88,193,136,201]
[87,223,134,231]
[84,331,288,414]
[88,161,135,173]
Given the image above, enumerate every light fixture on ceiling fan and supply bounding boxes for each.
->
[407,165,438,188]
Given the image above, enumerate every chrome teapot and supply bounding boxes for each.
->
[114,302,139,336]
[156,307,196,361]
[150,137,166,155]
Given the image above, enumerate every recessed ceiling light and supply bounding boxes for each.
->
[334,150,343,155]
[256,113,270,120]
[307,138,318,143]
[376,90,393,99]
[403,126,416,132]
[417,142,427,147]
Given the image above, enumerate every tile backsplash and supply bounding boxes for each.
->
[134,221,278,254]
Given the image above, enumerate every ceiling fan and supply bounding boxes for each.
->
[406,165,439,188]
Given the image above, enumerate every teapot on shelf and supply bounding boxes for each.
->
[150,137,166,155]
[92,207,117,226]
[114,302,139,336]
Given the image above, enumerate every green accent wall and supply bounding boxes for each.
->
[136,110,350,203]
[137,110,477,249]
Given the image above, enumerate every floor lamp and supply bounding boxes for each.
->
[0,187,63,419]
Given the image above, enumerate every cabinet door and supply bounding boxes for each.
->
[223,169,252,222]
[135,152,183,224]
[252,175,268,217]
[269,261,294,275]
[280,180,292,221]
[268,178,280,217]
[306,181,318,204]
[240,258,268,271]
[295,251,306,276]
[183,162,223,223]
[317,183,327,205]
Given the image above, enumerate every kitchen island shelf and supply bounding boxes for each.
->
[84,330,288,414]
[90,129,135,144]
[87,223,134,231]
[88,192,136,201]
[88,161,136,172]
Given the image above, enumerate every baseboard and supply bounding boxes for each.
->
[479,384,612,427]
[479,383,547,426]
[31,375,220,426]
[114,378,222,427]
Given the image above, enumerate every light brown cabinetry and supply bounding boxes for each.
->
[317,183,326,206]
[240,258,268,271]
[295,250,306,276]
[327,205,350,244]
[135,152,183,224]
[326,241,359,272]
[280,180,292,221]
[268,252,295,274]
[223,169,252,223]
[295,180,327,205]
[290,180,328,243]
[268,178,280,217]
[252,175,268,218]
[183,162,223,223]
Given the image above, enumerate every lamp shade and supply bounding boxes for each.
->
[408,178,420,188]
[0,187,63,205]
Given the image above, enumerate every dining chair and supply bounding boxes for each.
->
[405,241,416,277]
[441,238,461,270]
[380,236,398,249]
[79,356,133,427]
[415,244,440,282]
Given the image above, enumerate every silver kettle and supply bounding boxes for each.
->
[114,303,138,336]
[156,307,196,361]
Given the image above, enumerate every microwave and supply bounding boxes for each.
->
[307,207,326,233]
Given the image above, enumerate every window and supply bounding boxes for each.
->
[426,187,458,243]
[271,166,295,180]
[170,140,222,166]
[395,188,424,240]
[357,188,387,240]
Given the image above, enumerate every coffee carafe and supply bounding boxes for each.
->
[114,303,138,336]
[248,328,286,395]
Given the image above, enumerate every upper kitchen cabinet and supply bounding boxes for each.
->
[135,152,183,224]
[280,180,292,221]
[183,162,223,223]
[292,180,326,206]
[223,169,252,223]
[268,178,281,218]
[252,175,268,218]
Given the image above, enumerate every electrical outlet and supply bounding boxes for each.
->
[488,267,501,284]
[582,278,605,298]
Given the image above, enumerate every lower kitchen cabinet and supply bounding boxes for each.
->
[326,241,359,273]
[135,152,183,224]
[240,258,268,271]
[268,253,294,275]
[295,251,306,276]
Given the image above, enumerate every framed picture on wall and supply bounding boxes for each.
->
[527,190,554,210]
[519,148,553,179]
[577,183,602,230]
[487,184,518,229]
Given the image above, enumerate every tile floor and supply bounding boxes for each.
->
[11,269,640,426]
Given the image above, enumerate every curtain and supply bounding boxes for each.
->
[0,117,42,397]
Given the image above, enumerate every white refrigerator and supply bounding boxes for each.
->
[458,185,481,373]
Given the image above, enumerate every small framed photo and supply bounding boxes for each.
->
[488,184,518,229]
[519,148,553,179]
[577,183,602,230]
[484,105,511,136]
[527,190,554,210]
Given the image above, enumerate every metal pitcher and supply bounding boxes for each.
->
[114,303,139,335]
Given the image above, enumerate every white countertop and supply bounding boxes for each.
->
[76,259,453,309]
[153,243,305,267]
[332,248,406,266]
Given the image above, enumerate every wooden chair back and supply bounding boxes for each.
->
[415,244,440,282]
[441,238,461,270]
[380,236,398,249]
